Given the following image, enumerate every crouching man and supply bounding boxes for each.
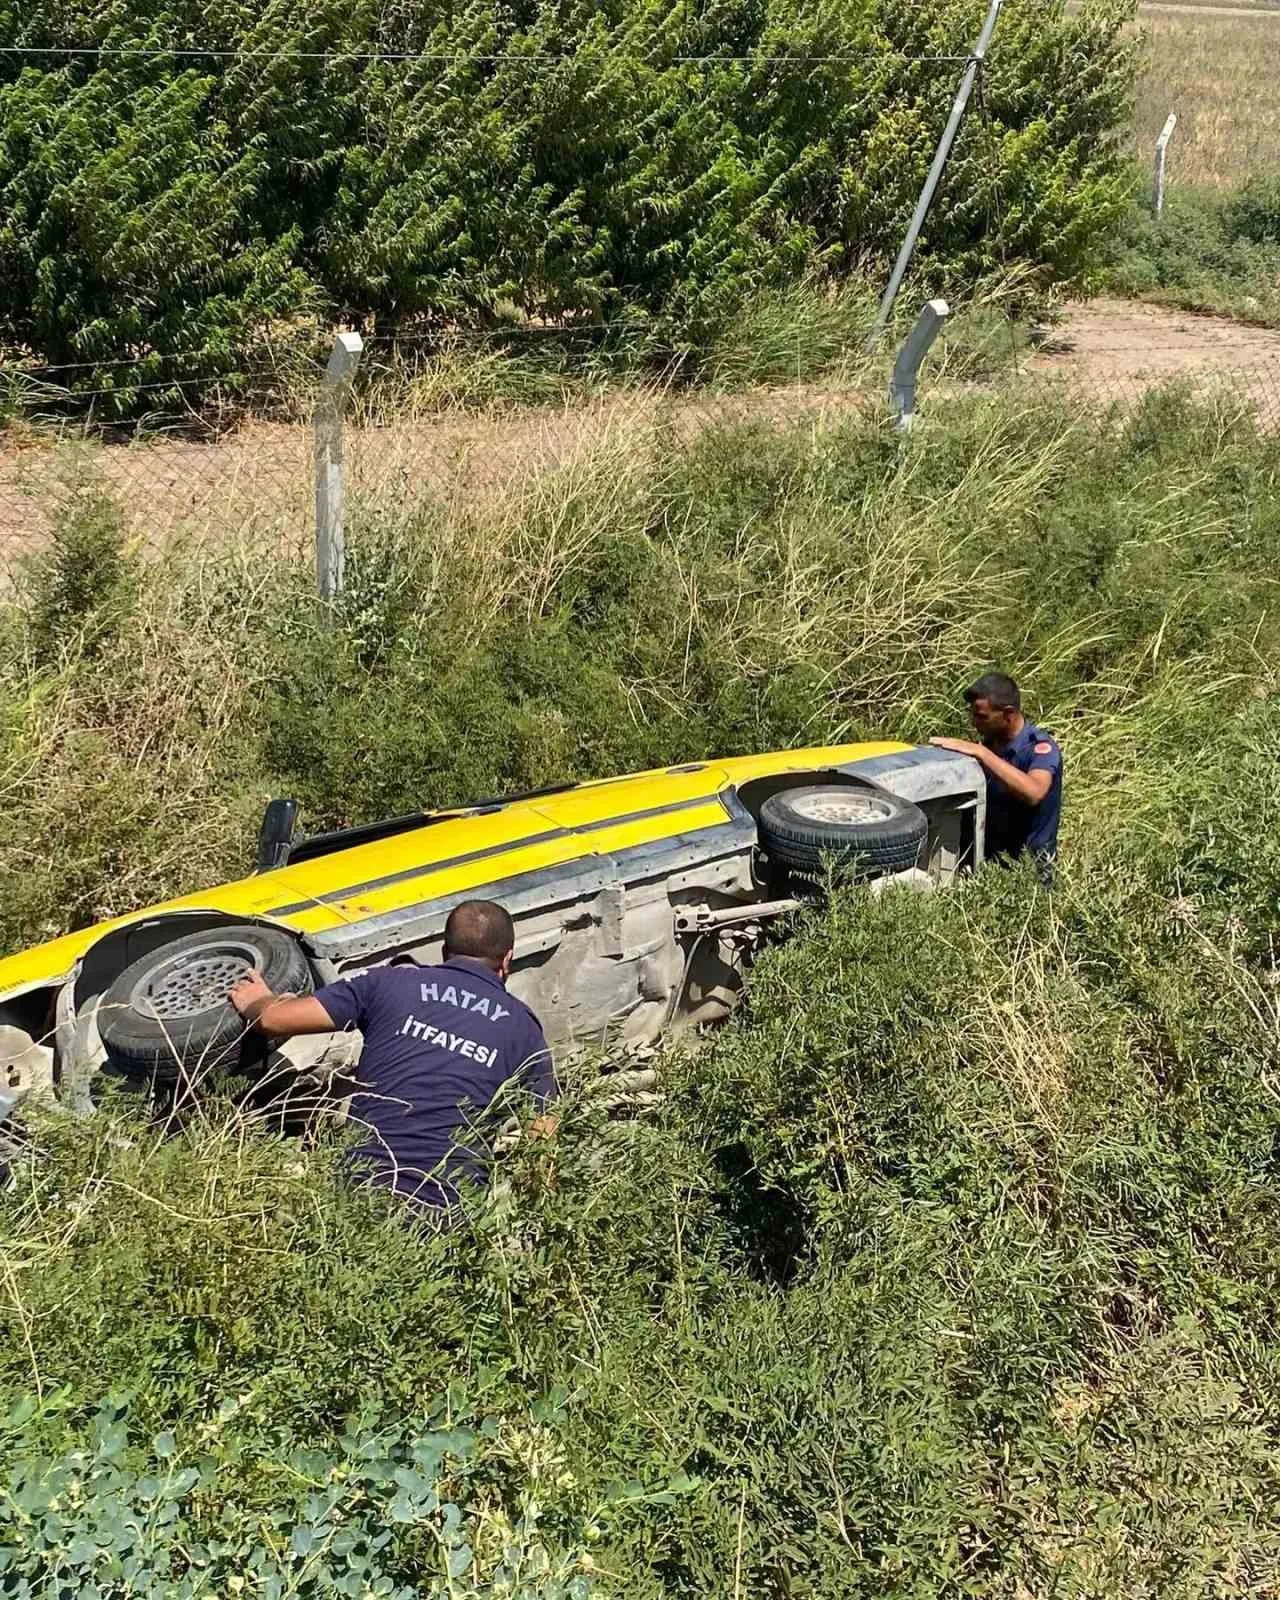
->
[930,671,1063,885]
[229,899,557,1213]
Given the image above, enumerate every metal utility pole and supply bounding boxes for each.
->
[867,0,1004,349]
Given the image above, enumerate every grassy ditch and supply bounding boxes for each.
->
[3,383,1280,1594]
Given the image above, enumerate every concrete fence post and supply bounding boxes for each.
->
[1154,113,1177,218]
[889,299,950,432]
[314,331,364,603]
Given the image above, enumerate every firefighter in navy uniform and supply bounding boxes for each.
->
[229,899,557,1213]
[930,671,1063,884]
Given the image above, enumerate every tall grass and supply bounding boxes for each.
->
[1107,176,1280,326]
[4,383,1280,1595]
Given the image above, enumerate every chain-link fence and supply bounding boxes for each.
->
[0,406,312,576]
[4,307,1279,587]
[1016,340,1280,424]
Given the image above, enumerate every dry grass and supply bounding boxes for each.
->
[1134,6,1280,187]
[1144,0,1279,9]
[0,380,891,574]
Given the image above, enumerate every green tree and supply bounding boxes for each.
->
[0,0,1136,402]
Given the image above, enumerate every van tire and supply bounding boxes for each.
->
[97,924,314,1083]
[759,784,927,880]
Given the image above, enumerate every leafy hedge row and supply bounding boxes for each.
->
[0,0,1134,399]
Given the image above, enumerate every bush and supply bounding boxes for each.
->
[0,0,1136,400]
[1106,173,1280,325]
[2,1391,597,1598]
[20,487,137,665]
[1224,174,1280,247]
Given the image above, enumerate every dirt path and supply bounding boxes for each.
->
[1027,300,1280,426]
[1034,297,1280,377]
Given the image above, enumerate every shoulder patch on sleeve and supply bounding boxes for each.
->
[1035,741,1053,755]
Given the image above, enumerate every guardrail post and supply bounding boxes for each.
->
[889,300,950,431]
[1154,113,1177,217]
[314,331,363,603]
[867,0,1003,349]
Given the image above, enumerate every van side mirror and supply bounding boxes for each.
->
[255,798,300,873]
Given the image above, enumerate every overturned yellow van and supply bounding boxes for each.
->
[0,740,984,1114]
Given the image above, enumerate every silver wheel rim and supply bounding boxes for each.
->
[131,940,260,1020]
[788,792,896,827]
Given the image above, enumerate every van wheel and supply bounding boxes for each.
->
[97,924,314,1082]
[759,785,927,880]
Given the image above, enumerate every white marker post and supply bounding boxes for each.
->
[314,331,364,603]
[1154,113,1177,218]
[889,299,951,432]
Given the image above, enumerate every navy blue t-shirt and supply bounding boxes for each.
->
[313,955,555,1209]
[983,721,1063,862]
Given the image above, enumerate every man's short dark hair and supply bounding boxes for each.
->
[964,671,1021,711]
[443,899,516,967]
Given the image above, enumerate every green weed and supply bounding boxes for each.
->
[1106,176,1280,326]
[20,486,138,666]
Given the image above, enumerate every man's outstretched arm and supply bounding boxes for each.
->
[521,1025,560,1140]
[929,737,1053,808]
[230,972,339,1039]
